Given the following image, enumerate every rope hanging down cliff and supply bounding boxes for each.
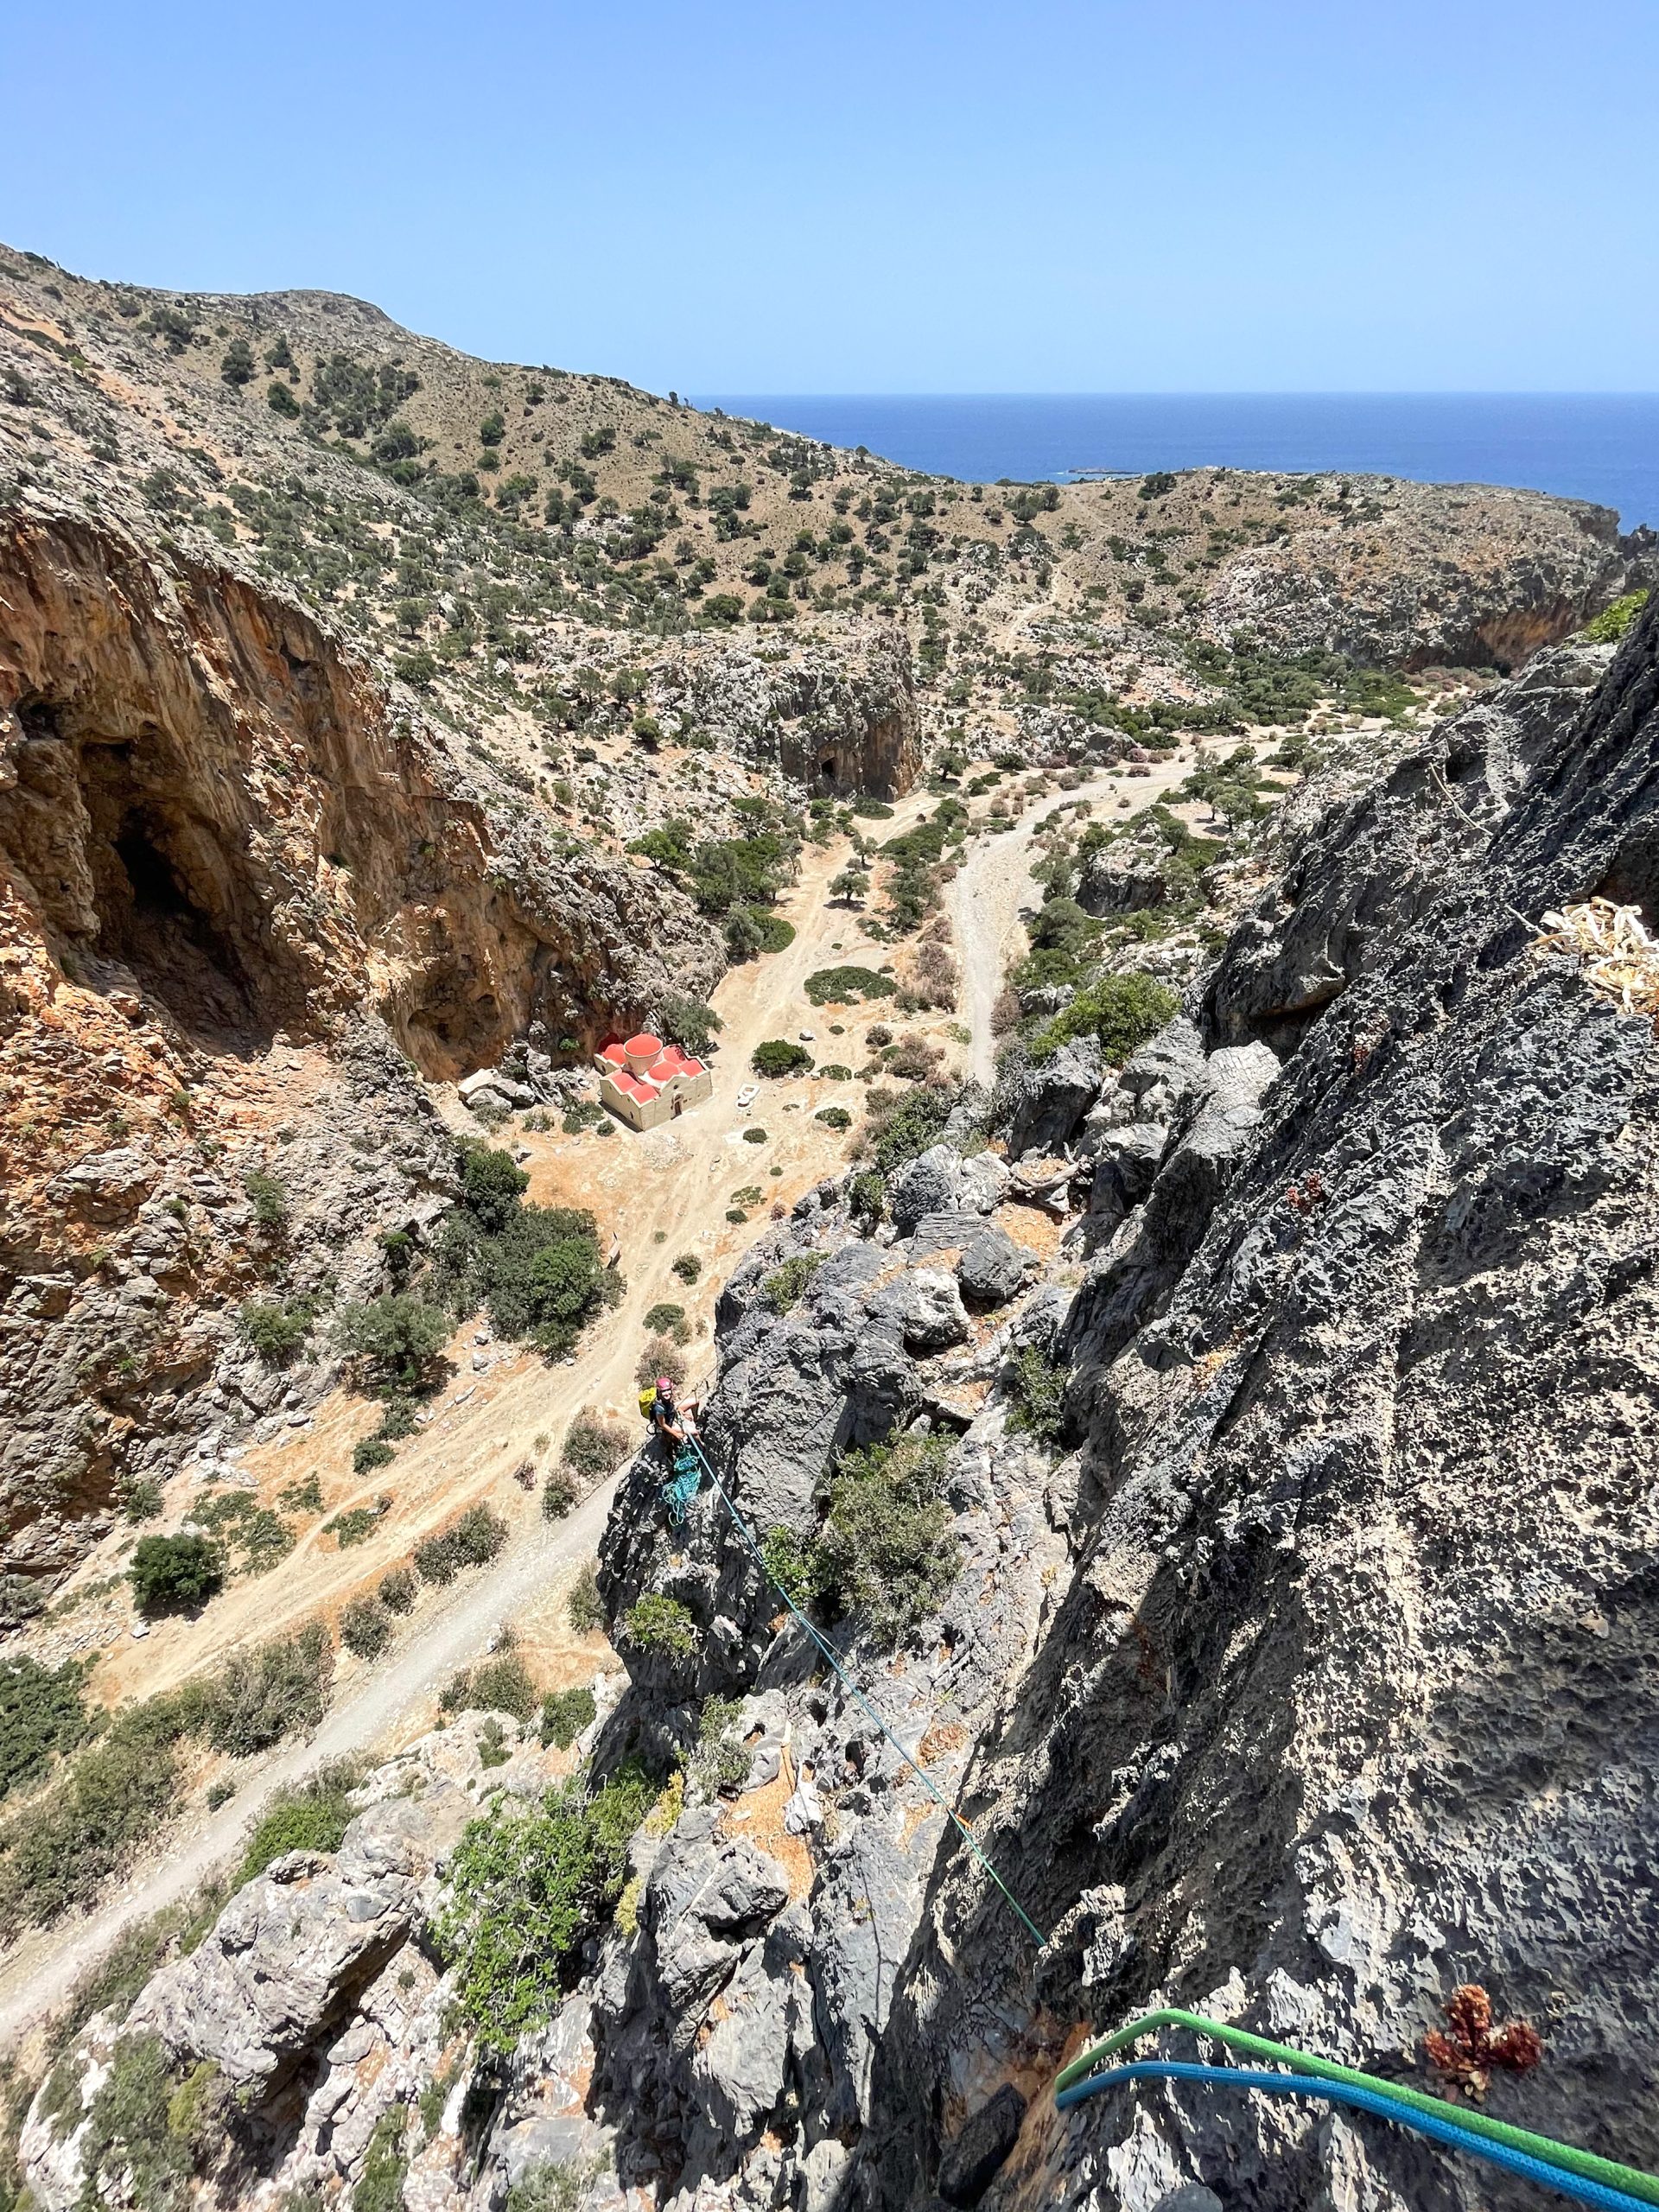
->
[666,1442,1659,2210]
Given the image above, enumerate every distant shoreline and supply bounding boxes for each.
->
[690,392,1659,527]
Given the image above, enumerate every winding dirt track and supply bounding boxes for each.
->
[0,758,1200,2051]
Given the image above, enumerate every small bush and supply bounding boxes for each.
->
[671,1252,702,1283]
[642,1300,689,1339]
[540,1685,597,1749]
[413,1506,508,1586]
[759,1526,825,1608]
[1007,1344,1069,1444]
[336,1294,451,1389]
[357,2106,410,2212]
[804,965,897,1006]
[620,1594,699,1660]
[849,1169,886,1225]
[742,1127,768,1145]
[340,1595,391,1658]
[635,1337,687,1389]
[204,1623,333,1758]
[243,1170,288,1230]
[0,1655,90,1801]
[815,1105,852,1131]
[238,1762,360,1880]
[817,1430,959,1648]
[325,1505,381,1548]
[1584,588,1649,643]
[542,1471,578,1518]
[353,1436,396,1476]
[567,1563,605,1634]
[442,1653,537,1725]
[378,1564,417,1613]
[1029,970,1178,1065]
[762,1253,825,1313]
[238,1299,315,1367]
[753,1039,813,1077]
[433,1764,653,2052]
[129,1535,224,1618]
[690,1695,750,1800]
[657,995,722,1055]
[562,1412,631,1479]
[861,1083,955,1174]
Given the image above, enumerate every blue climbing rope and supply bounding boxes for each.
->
[661,1445,702,1527]
[1056,2062,1656,2212]
[684,1433,1049,1948]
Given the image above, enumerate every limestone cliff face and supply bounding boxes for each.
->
[657,626,922,798]
[0,514,721,1573]
[0,514,721,1072]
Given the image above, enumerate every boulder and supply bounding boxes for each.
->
[1007,1036,1103,1157]
[890,1145,964,1236]
[870,1268,972,1354]
[957,1227,1028,1306]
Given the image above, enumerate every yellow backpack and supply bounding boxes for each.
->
[638,1385,659,1421]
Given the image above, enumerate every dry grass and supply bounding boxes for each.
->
[1536,898,1659,1019]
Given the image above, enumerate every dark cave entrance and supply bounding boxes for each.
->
[78,740,265,1042]
[820,756,838,784]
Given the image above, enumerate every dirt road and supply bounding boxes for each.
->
[951,752,1197,1085]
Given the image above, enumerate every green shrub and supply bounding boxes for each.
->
[73,2031,223,2212]
[353,1436,396,1476]
[817,1431,959,1649]
[620,1594,699,1660]
[1029,971,1177,1065]
[690,1696,749,1800]
[753,1039,812,1077]
[671,1252,702,1283]
[562,1413,631,1479]
[1007,1343,1069,1444]
[804,965,897,1006]
[429,1147,620,1357]
[0,1656,89,1800]
[336,1294,451,1389]
[203,1623,333,1757]
[540,1685,597,1749]
[759,1527,824,1607]
[542,1471,577,1518]
[432,1764,654,2051]
[325,1505,381,1548]
[356,2105,410,2212]
[340,1595,391,1658]
[238,1763,361,1880]
[188,1489,296,1579]
[861,1083,955,1174]
[567,1563,604,1634]
[129,1535,224,1618]
[657,995,722,1055]
[243,1169,288,1229]
[0,1714,185,1926]
[378,1564,417,1613]
[642,1300,689,1339]
[815,1105,853,1130]
[238,1298,315,1366]
[849,1170,886,1225]
[442,1652,537,1725]
[742,1127,768,1145]
[414,1505,508,1585]
[761,1253,825,1313]
[1584,588,1649,643]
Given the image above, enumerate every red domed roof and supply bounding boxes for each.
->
[625,1032,662,1058]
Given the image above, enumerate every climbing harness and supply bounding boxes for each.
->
[1052,2011,1659,2212]
[683,1433,1049,1948]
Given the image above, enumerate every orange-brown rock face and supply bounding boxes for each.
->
[0,516,721,1582]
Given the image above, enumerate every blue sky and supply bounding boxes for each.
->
[6,0,1655,392]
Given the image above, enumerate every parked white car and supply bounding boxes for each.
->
[734,1083,760,1109]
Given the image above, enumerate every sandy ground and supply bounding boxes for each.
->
[0,753,1212,2048]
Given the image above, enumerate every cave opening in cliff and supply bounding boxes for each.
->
[820,756,837,783]
[76,740,266,1043]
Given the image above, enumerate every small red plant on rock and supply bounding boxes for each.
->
[1285,1170,1326,1215]
[1422,1984,1544,2101]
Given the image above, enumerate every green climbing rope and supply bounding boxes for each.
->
[1053,2008,1659,2210]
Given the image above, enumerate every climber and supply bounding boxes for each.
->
[653,1376,705,1526]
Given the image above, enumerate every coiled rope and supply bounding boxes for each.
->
[1055,2011,1659,2212]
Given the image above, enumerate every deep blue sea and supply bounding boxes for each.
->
[691,394,1659,531]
